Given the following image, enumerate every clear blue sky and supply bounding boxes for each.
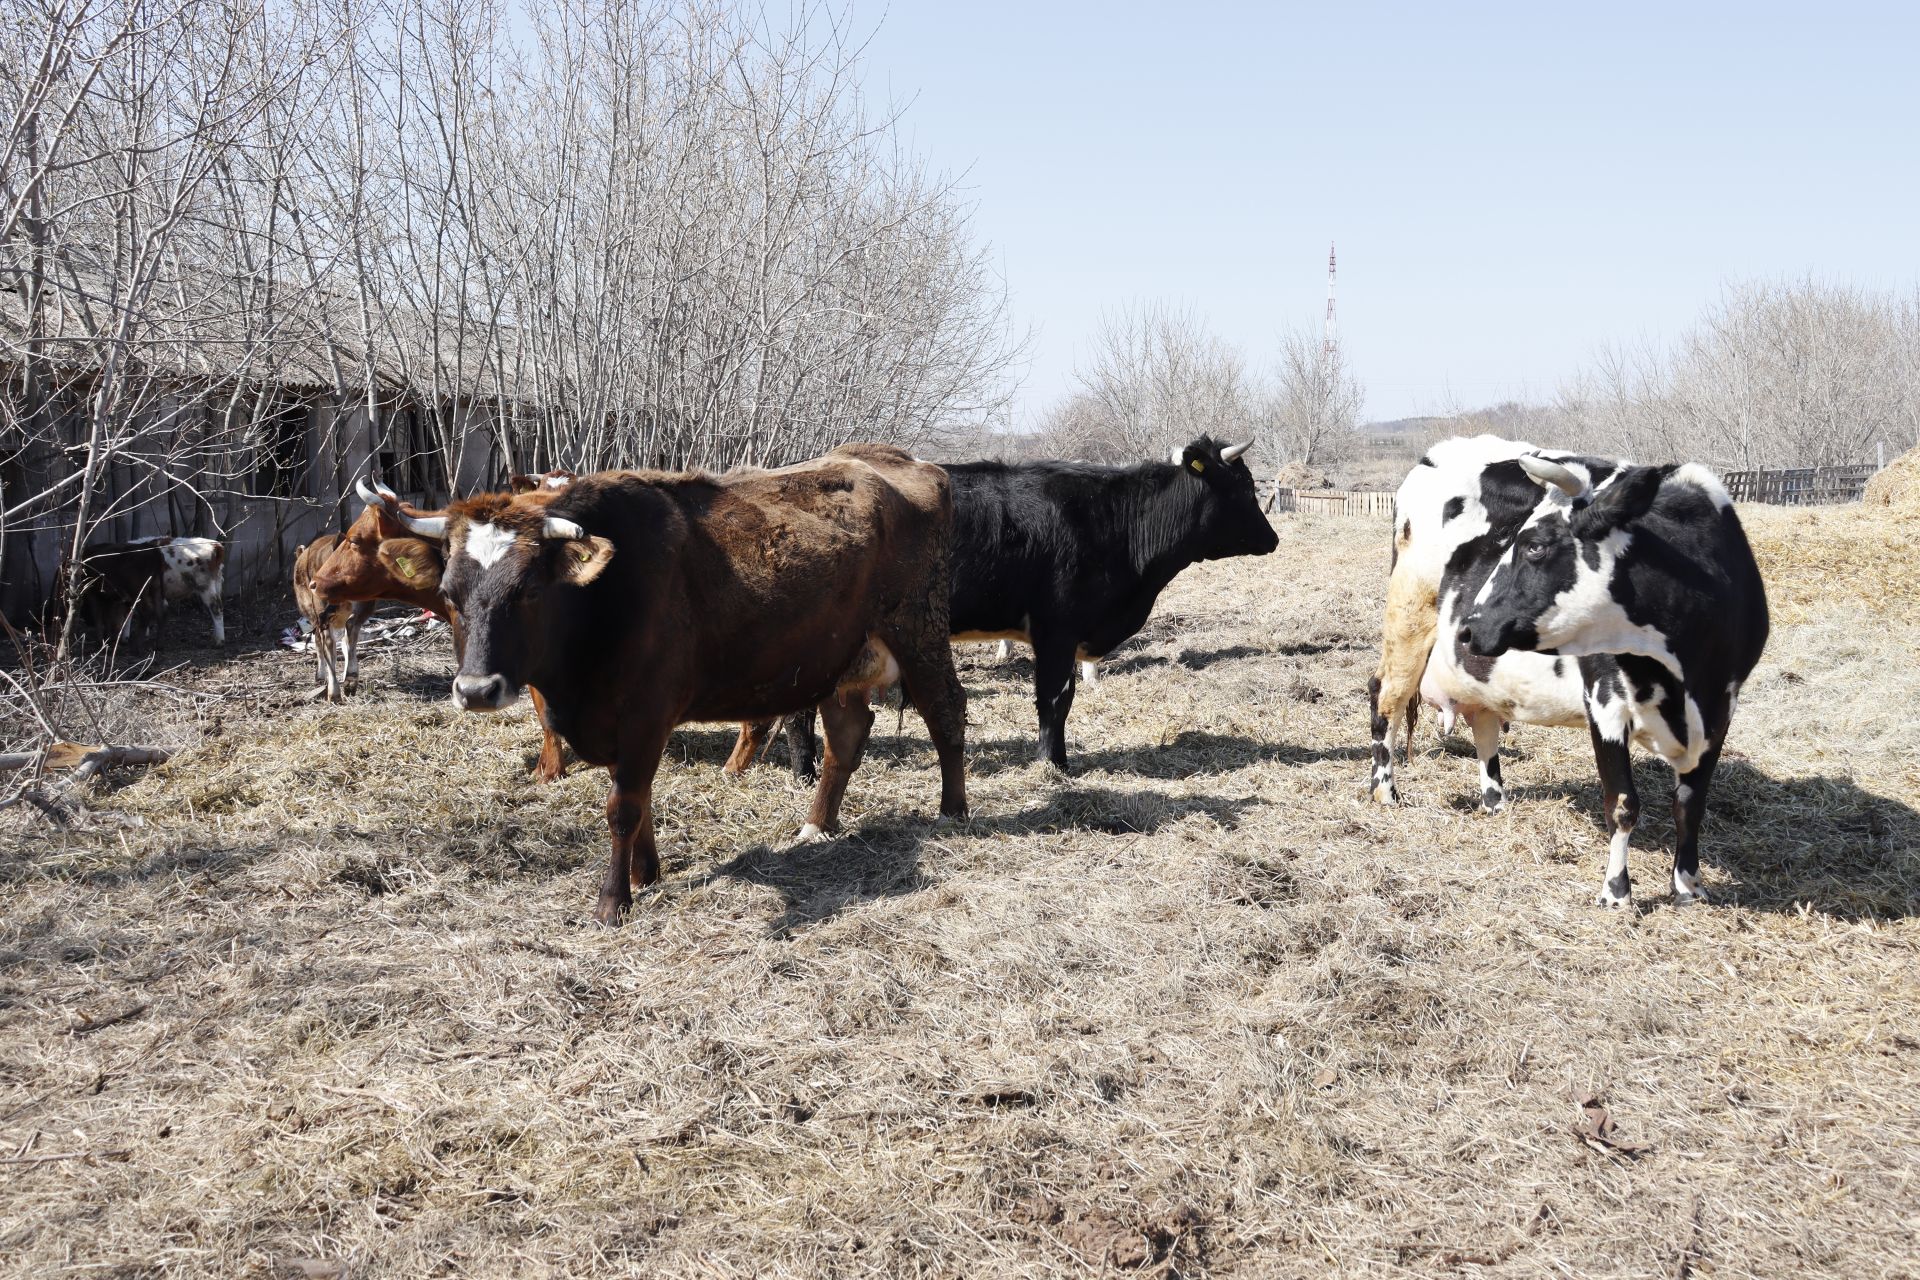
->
[859,1,1920,425]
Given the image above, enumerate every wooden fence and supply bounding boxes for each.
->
[1721,464,1878,506]
[1264,485,1395,518]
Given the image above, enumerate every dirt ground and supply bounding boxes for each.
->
[2,507,1917,1279]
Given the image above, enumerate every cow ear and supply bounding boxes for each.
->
[1572,465,1666,538]
[558,535,614,587]
[509,474,536,494]
[376,537,444,592]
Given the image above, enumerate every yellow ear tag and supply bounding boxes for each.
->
[1190,459,1205,473]
[573,545,592,565]
[395,556,415,579]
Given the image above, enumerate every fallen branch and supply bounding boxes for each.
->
[70,745,171,786]
[0,744,173,783]
[67,1002,150,1037]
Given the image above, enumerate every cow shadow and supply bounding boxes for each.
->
[1497,758,1919,921]
[706,785,1260,937]
[967,730,1369,778]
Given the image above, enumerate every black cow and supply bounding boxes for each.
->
[1460,452,1769,906]
[951,435,1277,767]
[739,436,1279,771]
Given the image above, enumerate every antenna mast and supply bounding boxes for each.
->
[1323,241,1338,358]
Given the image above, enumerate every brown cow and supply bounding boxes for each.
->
[384,444,969,924]
[292,533,374,702]
[302,480,567,782]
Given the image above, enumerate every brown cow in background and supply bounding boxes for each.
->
[297,479,567,782]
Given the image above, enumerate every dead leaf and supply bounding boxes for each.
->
[1312,1068,1338,1089]
[1572,1092,1652,1158]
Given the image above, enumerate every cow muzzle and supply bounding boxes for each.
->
[451,672,519,712]
[1459,616,1515,659]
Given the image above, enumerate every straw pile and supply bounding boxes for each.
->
[1862,444,1920,509]
[1741,498,1920,635]
[1,512,1915,1277]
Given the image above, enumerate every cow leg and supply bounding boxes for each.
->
[1472,708,1505,812]
[599,730,669,925]
[1080,659,1100,688]
[1670,735,1724,905]
[312,607,344,701]
[1031,636,1078,770]
[896,646,968,820]
[202,584,225,645]
[724,719,775,776]
[341,601,375,693]
[782,709,820,784]
[1588,719,1640,908]
[1370,569,1436,804]
[324,626,347,702]
[529,687,566,783]
[801,695,876,839]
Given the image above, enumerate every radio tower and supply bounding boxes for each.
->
[1323,242,1338,358]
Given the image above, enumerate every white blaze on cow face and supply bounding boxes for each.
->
[462,521,518,570]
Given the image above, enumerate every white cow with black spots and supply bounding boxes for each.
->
[1371,437,1767,906]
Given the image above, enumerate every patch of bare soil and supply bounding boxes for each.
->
[2,511,1916,1278]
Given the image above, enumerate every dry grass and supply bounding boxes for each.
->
[2,510,1917,1279]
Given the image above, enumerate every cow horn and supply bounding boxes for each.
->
[1221,440,1252,462]
[1519,455,1588,499]
[393,509,448,539]
[373,479,401,502]
[542,517,584,541]
[354,476,385,508]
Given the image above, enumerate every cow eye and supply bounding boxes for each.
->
[1523,541,1552,563]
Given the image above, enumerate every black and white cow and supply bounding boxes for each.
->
[948,436,1279,767]
[1459,450,1768,906]
[57,535,227,648]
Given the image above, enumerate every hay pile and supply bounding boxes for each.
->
[1,515,1916,1277]
[1270,459,1333,490]
[1863,444,1920,508]
[1740,500,1920,635]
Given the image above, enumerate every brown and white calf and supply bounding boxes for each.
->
[58,536,226,648]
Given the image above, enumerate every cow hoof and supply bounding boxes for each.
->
[795,823,833,843]
[1595,887,1632,910]
[1369,783,1399,806]
[1672,871,1709,905]
[592,896,630,926]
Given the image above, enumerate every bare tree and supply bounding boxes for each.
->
[1262,327,1364,470]
[0,0,1020,759]
[1054,301,1250,462]
[1561,280,1920,469]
